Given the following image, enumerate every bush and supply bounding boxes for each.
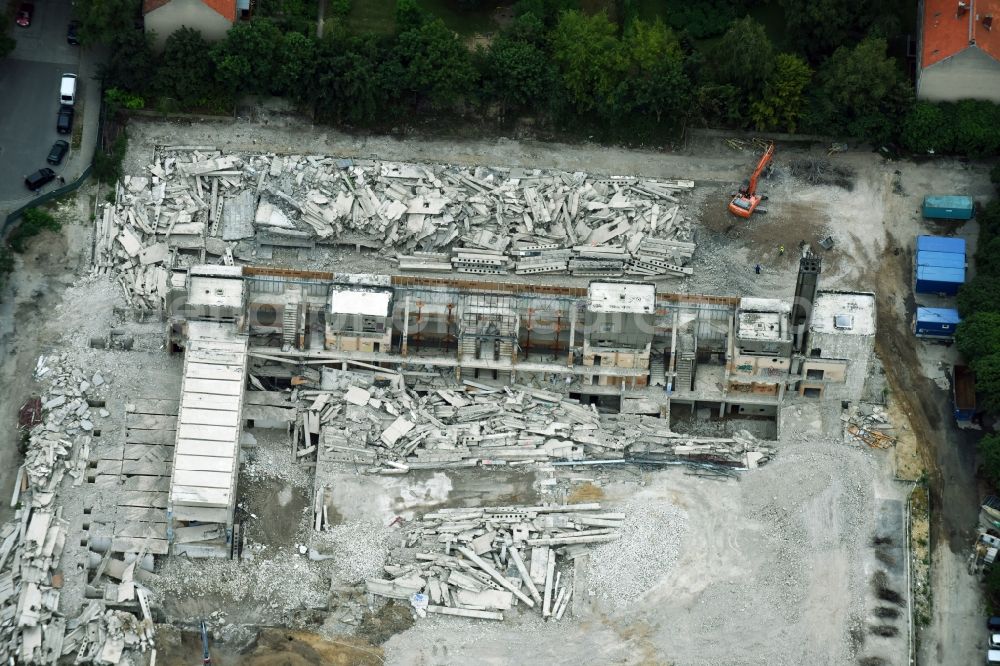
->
[93,132,128,185]
[982,433,1000,491]
[8,208,61,253]
[901,102,953,154]
[958,275,1000,317]
[956,312,1000,364]
[986,560,1000,613]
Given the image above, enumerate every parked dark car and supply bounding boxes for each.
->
[56,105,73,134]
[47,140,69,165]
[989,616,1000,631]
[15,3,32,27]
[66,20,80,45]
[24,168,55,191]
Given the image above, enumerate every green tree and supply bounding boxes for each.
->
[778,0,899,61]
[77,0,138,45]
[707,17,775,99]
[693,83,744,127]
[480,36,552,122]
[550,11,625,118]
[311,33,395,124]
[984,557,1000,611]
[396,0,428,32]
[956,312,1000,364]
[978,433,1000,490]
[514,0,578,27]
[976,234,1000,277]
[750,53,812,132]
[213,20,284,96]
[979,200,1000,237]
[277,32,316,100]
[952,100,1000,158]
[812,37,913,143]
[8,209,61,253]
[99,30,157,95]
[974,354,1000,413]
[155,28,217,108]
[901,102,954,154]
[394,19,477,110]
[958,276,1000,318]
[621,19,689,125]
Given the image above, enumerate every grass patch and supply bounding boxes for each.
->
[8,208,61,253]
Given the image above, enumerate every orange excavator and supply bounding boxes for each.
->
[728,142,775,218]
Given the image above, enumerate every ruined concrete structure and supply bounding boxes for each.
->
[161,260,874,555]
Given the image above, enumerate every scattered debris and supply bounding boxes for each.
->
[367,503,622,621]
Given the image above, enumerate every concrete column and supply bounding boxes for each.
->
[401,295,410,357]
[567,304,576,366]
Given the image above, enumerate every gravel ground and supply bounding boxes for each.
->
[586,500,688,609]
[312,521,398,586]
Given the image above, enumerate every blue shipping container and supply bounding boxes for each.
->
[915,265,965,295]
[917,250,966,269]
[923,195,975,220]
[916,235,967,255]
[914,307,961,338]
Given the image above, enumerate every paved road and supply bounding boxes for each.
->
[0,0,80,202]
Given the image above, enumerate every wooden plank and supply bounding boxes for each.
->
[128,399,179,416]
[184,378,242,396]
[186,363,244,381]
[174,455,233,473]
[175,439,236,458]
[171,505,229,523]
[125,413,178,430]
[180,408,239,428]
[185,350,245,366]
[177,423,237,443]
[97,445,126,461]
[121,476,170,492]
[97,460,122,476]
[171,487,230,508]
[243,391,294,407]
[114,522,167,540]
[115,506,167,524]
[189,339,247,353]
[125,429,175,445]
[122,461,169,476]
[172,470,232,489]
[117,491,168,508]
[110,537,169,556]
[181,392,241,412]
[123,444,172,461]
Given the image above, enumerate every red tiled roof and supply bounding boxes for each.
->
[142,0,235,21]
[922,0,1000,68]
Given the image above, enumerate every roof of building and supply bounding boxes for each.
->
[588,281,656,314]
[921,0,1000,69]
[917,235,966,255]
[917,250,967,269]
[739,297,791,314]
[916,265,967,284]
[329,287,393,317]
[187,275,245,309]
[916,306,962,324]
[737,311,788,342]
[143,0,236,22]
[810,291,876,336]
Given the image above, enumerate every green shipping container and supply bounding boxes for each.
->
[922,195,974,220]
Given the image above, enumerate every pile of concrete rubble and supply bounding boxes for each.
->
[290,373,772,471]
[0,357,156,664]
[366,503,618,621]
[843,403,896,449]
[91,147,697,307]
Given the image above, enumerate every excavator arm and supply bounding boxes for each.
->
[729,143,775,218]
[743,143,775,196]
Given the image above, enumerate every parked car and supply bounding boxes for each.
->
[24,168,55,191]
[66,20,80,45]
[46,140,69,165]
[989,616,1000,632]
[991,633,1000,649]
[989,648,1000,665]
[56,105,73,134]
[15,3,32,27]
[60,74,77,106]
